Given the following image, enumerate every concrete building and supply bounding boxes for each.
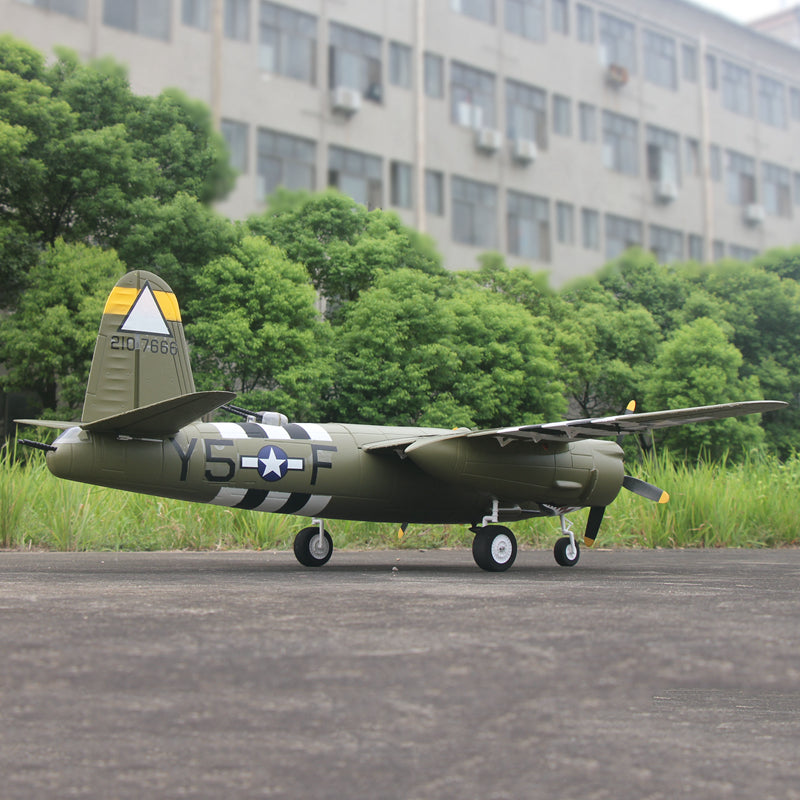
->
[3,0,800,283]
[750,4,800,49]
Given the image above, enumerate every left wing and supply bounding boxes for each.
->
[360,400,788,452]
[467,400,788,443]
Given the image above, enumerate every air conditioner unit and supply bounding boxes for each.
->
[331,86,361,115]
[475,128,502,154]
[511,137,538,164]
[655,180,678,202]
[744,203,765,225]
[606,63,629,87]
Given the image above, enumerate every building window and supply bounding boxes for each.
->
[605,214,642,260]
[688,234,704,262]
[649,225,683,264]
[257,129,315,200]
[730,244,758,261]
[507,191,550,260]
[705,53,717,90]
[329,22,383,102]
[713,240,725,261]
[725,150,756,206]
[682,42,697,82]
[644,29,677,90]
[721,60,752,117]
[602,111,638,176]
[424,52,444,98]
[225,0,250,41]
[103,0,171,39]
[221,119,248,173]
[426,170,445,216]
[505,0,545,41]
[791,88,800,121]
[762,162,791,218]
[581,208,599,250]
[579,102,596,143]
[452,176,498,248]
[556,201,574,244]
[551,0,568,34]
[599,12,636,74]
[506,79,547,148]
[709,144,721,182]
[17,0,87,16]
[451,0,495,24]
[390,161,413,208]
[685,138,700,177]
[328,145,382,209]
[646,125,680,185]
[576,3,593,43]
[182,0,209,29]
[552,95,571,137]
[758,75,786,128]
[259,2,316,84]
[451,62,496,129]
[389,42,412,89]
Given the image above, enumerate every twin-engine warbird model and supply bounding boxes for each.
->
[17,271,786,572]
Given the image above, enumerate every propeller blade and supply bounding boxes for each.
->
[616,400,636,445]
[584,505,605,547]
[397,522,409,540]
[623,474,669,504]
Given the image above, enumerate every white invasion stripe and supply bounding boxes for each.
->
[294,495,332,517]
[214,422,250,439]
[297,423,332,441]
[211,487,248,506]
[261,424,291,439]
[253,492,292,513]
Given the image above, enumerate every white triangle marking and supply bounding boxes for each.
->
[119,284,171,335]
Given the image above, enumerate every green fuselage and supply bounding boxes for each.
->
[47,421,626,526]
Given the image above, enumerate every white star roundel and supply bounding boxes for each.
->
[257,445,289,481]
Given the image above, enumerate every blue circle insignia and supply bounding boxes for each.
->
[256,444,289,482]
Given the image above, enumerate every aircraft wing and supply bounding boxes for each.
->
[467,400,788,443]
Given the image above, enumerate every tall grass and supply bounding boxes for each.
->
[1,447,799,551]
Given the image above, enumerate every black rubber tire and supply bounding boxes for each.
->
[554,535,580,567]
[293,526,333,567]
[472,526,517,572]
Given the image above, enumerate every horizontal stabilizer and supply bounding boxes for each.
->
[14,419,79,430]
[81,391,236,436]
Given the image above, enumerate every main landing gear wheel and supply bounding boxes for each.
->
[293,526,333,567]
[472,525,517,572]
[554,535,580,567]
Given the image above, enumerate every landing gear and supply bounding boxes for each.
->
[472,525,517,572]
[553,512,580,567]
[293,520,333,567]
[554,535,580,567]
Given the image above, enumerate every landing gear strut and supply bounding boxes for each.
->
[293,518,333,567]
[553,512,580,567]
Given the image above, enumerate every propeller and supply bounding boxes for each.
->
[584,401,668,547]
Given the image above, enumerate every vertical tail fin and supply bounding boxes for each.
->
[82,270,197,424]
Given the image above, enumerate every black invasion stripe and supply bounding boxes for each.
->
[284,423,310,440]
[235,489,269,510]
[239,422,269,438]
[280,493,311,514]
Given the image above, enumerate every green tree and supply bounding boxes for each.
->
[185,237,330,420]
[643,317,764,459]
[0,241,124,414]
[0,35,234,252]
[248,190,444,315]
[327,269,565,427]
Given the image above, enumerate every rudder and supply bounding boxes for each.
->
[83,270,195,424]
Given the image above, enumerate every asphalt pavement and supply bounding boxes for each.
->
[1,547,799,799]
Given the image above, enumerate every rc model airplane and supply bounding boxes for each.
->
[17,271,787,572]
